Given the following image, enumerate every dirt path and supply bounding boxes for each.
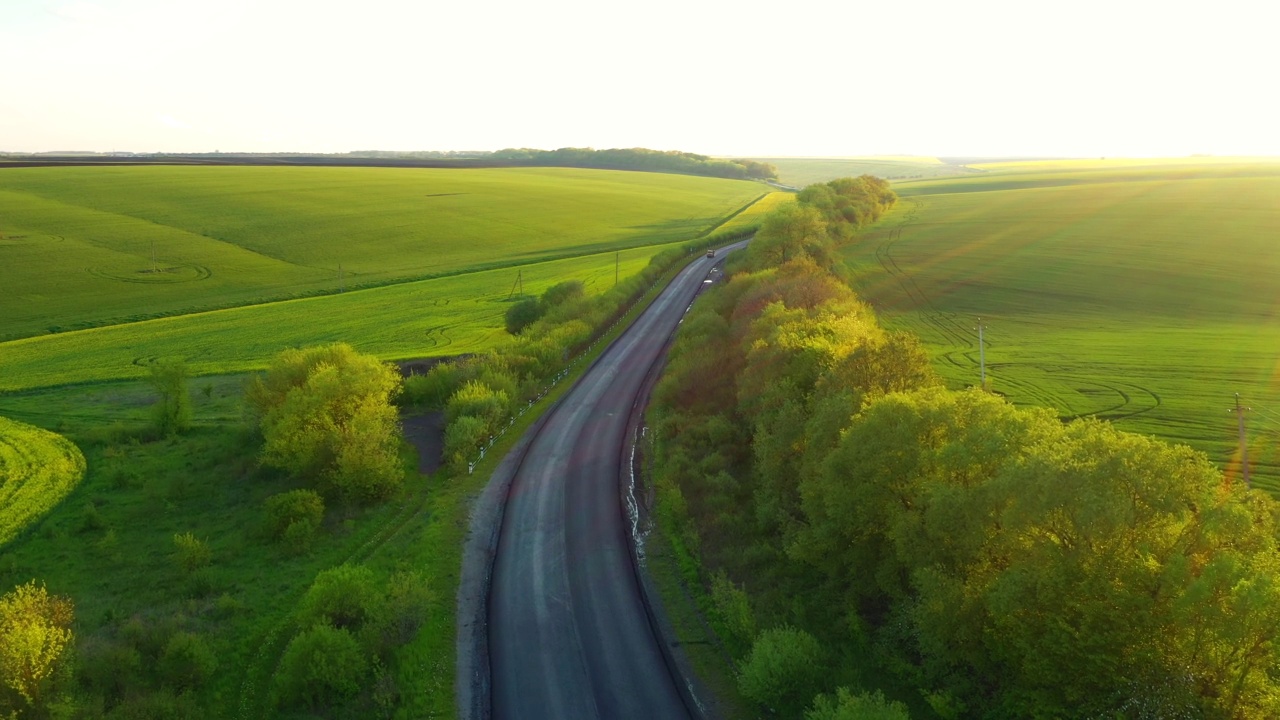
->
[401,411,445,475]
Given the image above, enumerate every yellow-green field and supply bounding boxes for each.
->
[0,416,85,547]
[0,242,677,392]
[715,191,794,233]
[0,165,764,340]
[845,160,1280,491]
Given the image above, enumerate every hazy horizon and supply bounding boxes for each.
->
[3,0,1277,158]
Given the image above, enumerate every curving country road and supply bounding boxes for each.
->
[487,241,746,720]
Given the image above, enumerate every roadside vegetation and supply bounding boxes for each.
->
[649,172,1280,718]
[404,224,757,472]
[845,159,1280,490]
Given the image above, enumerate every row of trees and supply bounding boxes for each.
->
[489,147,778,180]
[650,178,1280,717]
[404,226,757,471]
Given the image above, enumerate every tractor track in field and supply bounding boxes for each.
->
[873,199,1162,422]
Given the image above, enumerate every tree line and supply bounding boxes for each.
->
[649,176,1280,718]
[490,147,778,180]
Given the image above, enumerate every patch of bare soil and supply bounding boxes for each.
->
[402,411,445,475]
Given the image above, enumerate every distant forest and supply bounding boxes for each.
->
[1,147,779,181]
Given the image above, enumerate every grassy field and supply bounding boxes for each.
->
[746,156,978,186]
[844,160,1280,491]
[0,165,764,340]
[0,416,85,548]
[0,242,690,392]
[715,191,794,233]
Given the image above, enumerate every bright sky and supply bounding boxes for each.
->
[2,0,1277,157]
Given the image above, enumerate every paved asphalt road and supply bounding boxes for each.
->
[488,242,745,720]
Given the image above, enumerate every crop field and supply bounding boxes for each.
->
[0,165,764,340]
[749,156,978,186]
[843,160,1280,491]
[715,191,794,233]
[0,416,85,547]
[0,241,690,392]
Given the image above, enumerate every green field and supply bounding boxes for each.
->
[844,160,1280,491]
[0,416,85,547]
[0,242,683,392]
[747,156,978,186]
[0,165,764,340]
[715,191,794,233]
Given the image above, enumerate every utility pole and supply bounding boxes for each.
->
[508,269,524,299]
[338,263,344,293]
[150,239,157,274]
[615,251,619,287]
[1231,393,1251,488]
[975,318,986,389]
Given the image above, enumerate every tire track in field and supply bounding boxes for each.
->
[873,199,1162,423]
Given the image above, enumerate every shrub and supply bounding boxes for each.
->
[263,490,325,550]
[443,415,489,472]
[540,279,584,308]
[159,631,218,691]
[297,565,386,642]
[172,532,211,573]
[505,297,542,335]
[445,381,509,432]
[248,343,404,502]
[401,362,460,409]
[0,581,75,710]
[148,359,192,437]
[275,624,368,710]
[383,570,432,646]
[806,688,911,720]
[738,626,824,717]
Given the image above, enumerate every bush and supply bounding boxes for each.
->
[806,688,911,720]
[443,415,489,472]
[172,532,211,573]
[540,280,585,308]
[401,362,460,409]
[298,565,386,642]
[274,623,367,710]
[159,631,218,691]
[263,489,325,551]
[505,297,542,335]
[0,581,75,711]
[148,359,192,437]
[248,343,404,502]
[738,626,824,717]
[445,380,509,432]
[383,570,432,646]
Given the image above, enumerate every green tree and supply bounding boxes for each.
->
[159,631,218,691]
[746,203,829,269]
[0,581,74,712]
[263,489,325,552]
[738,626,824,717]
[247,343,404,502]
[298,565,386,643]
[806,688,911,720]
[275,623,367,710]
[148,359,192,436]
[504,297,543,335]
